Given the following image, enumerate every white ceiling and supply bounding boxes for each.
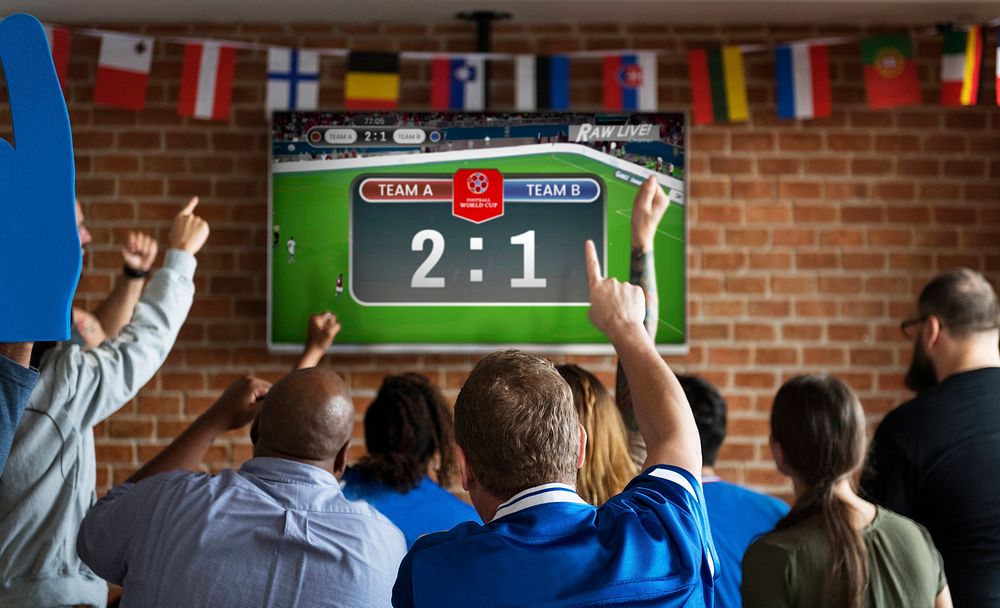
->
[6,0,1000,24]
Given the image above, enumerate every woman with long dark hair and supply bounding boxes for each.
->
[342,373,480,547]
[742,375,952,608]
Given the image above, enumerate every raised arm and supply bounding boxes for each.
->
[93,231,159,337]
[615,176,669,467]
[586,240,701,477]
[127,376,270,483]
[57,198,209,430]
[294,312,341,370]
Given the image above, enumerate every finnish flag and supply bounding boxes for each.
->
[267,48,319,112]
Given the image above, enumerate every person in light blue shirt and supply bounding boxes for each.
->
[78,368,407,608]
[677,374,789,608]
[392,227,718,607]
[343,372,481,547]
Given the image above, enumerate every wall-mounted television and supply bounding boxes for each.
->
[269,111,687,354]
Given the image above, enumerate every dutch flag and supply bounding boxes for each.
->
[602,52,657,112]
[431,56,486,111]
[775,43,832,120]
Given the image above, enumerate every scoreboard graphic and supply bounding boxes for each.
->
[270,112,687,354]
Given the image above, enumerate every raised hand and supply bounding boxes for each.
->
[203,376,272,432]
[169,197,210,255]
[631,175,670,252]
[306,312,341,352]
[585,240,645,338]
[121,231,158,274]
[296,312,341,370]
[0,14,81,341]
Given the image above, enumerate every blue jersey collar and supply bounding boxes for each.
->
[493,482,588,521]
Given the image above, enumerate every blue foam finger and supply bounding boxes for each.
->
[0,14,81,341]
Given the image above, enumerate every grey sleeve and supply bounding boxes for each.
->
[57,249,196,430]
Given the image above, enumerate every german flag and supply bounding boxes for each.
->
[344,51,400,109]
[688,46,749,125]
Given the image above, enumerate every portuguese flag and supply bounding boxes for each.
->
[941,27,983,106]
[861,34,921,109]
[688,46,749,125]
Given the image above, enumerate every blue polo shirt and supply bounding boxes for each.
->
[392,465,718,608]
[342,467,481,548]
[702,476,788,608]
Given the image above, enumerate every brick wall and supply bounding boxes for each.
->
[4,21,998,499]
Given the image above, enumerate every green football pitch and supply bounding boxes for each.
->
[271,149,686,350]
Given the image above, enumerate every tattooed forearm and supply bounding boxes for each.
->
[630,247,658,340]
[615,247,660,467]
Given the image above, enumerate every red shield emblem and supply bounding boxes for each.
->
[452,169,504,224]
[618,64,644,89]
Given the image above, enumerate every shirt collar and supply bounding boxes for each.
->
[239,457,341,490]
[493,482,588,521]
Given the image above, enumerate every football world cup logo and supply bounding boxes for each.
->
[467,172,490,194]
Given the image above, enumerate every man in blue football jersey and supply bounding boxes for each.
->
[392,237,718,608]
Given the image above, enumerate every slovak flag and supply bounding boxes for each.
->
[93,33,154,111]
[431,56,486,111]
[43,25,71,92]
[602,52,657,112]
[774,43,832,120]
[178,42,237,121]
[267,48,320,112]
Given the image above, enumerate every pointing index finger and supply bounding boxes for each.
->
[180,196,199,215]
[584,240,602,286]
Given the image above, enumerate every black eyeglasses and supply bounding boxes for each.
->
[900,316,927,339]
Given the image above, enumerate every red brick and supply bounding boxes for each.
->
[732,133,774,151]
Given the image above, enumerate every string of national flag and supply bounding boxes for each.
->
[39,22,1000,123]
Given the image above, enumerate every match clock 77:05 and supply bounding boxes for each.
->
[349,172,606,306]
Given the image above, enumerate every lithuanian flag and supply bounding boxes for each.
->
[344,51,400,109]
[688,46,749,125]
[941,27,982,106]
[861,34,921,109]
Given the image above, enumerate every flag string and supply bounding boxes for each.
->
[49,21,997,61]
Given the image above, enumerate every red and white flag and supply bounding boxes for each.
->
[43,25,71,92]
[93,33,153,110]
[178,42,237,121]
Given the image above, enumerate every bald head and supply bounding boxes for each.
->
[256,367,354,463]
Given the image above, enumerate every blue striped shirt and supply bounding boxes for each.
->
[78,457,407,608]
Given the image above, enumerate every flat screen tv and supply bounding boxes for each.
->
[269,111,687,353]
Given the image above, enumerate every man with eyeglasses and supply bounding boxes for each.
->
[862,268,1000,608]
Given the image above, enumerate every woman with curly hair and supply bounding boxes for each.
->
[342,373,480,547]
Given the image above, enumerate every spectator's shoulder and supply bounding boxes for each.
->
[875,389,938,439]
[609,464,703,513]
[713,481,790,517]
[407,520,485,556]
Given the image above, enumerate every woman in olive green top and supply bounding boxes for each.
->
[742,375,953,608]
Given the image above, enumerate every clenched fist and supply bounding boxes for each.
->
[121,231,158,273]
[203,376,272,432]
[306,312,341,352]
[169,197,210,255]
[631,175,670,252]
